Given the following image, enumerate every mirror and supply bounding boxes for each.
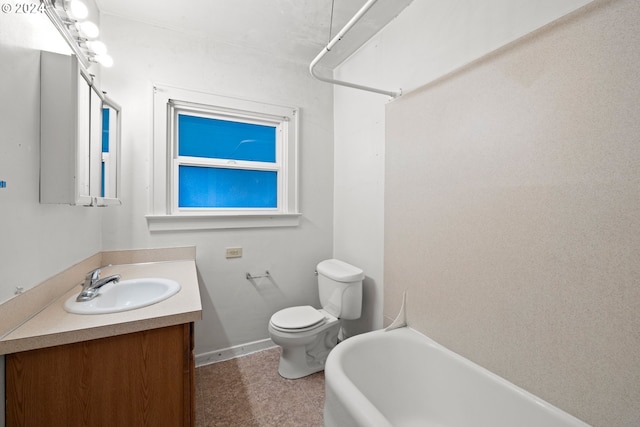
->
[39,51,121,206]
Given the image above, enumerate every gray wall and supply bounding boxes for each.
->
[0,11,103,305]
[98,14,335,359]
[384,0,640,425]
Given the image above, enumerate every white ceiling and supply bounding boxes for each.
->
[94,0,413,68]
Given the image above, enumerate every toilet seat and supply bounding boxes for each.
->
[270,306,326,333]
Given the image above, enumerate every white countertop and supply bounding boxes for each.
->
[0,260,202,354]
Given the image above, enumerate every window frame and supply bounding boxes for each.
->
[100,97,120,202]
[148,85,300,231]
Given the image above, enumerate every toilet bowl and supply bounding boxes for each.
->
[268,259,364,379]
[269,307,340,379]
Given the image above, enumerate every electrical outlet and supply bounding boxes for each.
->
[225,247,243,258]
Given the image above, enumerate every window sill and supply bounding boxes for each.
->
[145,213,302,232]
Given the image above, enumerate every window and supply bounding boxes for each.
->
[149,85,300,230]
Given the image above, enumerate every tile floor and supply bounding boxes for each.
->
[196,347,325,426]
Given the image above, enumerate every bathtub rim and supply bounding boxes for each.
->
[323,326,591,427]
[324,330,393,426]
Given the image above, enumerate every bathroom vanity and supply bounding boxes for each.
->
[6,323,194,426]
[1,257,201,427]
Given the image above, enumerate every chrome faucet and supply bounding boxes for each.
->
[76,267,121,302]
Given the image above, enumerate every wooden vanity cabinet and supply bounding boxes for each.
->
[5,323,195,427]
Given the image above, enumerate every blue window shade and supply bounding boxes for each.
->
[178,114,276,162]
[179,165,277,208]
[102,108,109,153]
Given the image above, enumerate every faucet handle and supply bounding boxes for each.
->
[85,264,115,280]
[82,265,114,288]
[85,267,101,280]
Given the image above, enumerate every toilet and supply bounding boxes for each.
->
[268,259,364,379]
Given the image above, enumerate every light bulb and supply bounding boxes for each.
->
[78,21,99,39]
[95,54,113,67]
[87,40,107,55]
[67,0,88,20]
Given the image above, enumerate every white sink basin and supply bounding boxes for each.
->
[64,278,181,315]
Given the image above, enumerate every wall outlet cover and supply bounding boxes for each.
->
[225,247,242,258]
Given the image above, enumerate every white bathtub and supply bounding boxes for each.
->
[324,327,590,427]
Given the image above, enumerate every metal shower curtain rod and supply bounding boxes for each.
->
[309,0,402,98]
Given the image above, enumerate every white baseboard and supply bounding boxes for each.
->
[195,338,278,367]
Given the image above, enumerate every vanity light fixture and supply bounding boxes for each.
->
[86,39,114,67]
[94,54,113,67]
[77,20,99,38]
[87,40,107,55]
[66,0,88,19]
[42,0,113,69]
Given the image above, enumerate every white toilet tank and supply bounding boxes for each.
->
[317,259,364,320]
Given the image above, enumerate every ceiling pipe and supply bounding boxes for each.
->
[310,0,402,98]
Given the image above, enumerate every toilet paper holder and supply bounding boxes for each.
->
[246,270,271,280]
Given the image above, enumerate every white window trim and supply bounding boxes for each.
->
[147,84,300,231]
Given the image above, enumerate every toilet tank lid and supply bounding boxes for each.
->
[317,259,364,282]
